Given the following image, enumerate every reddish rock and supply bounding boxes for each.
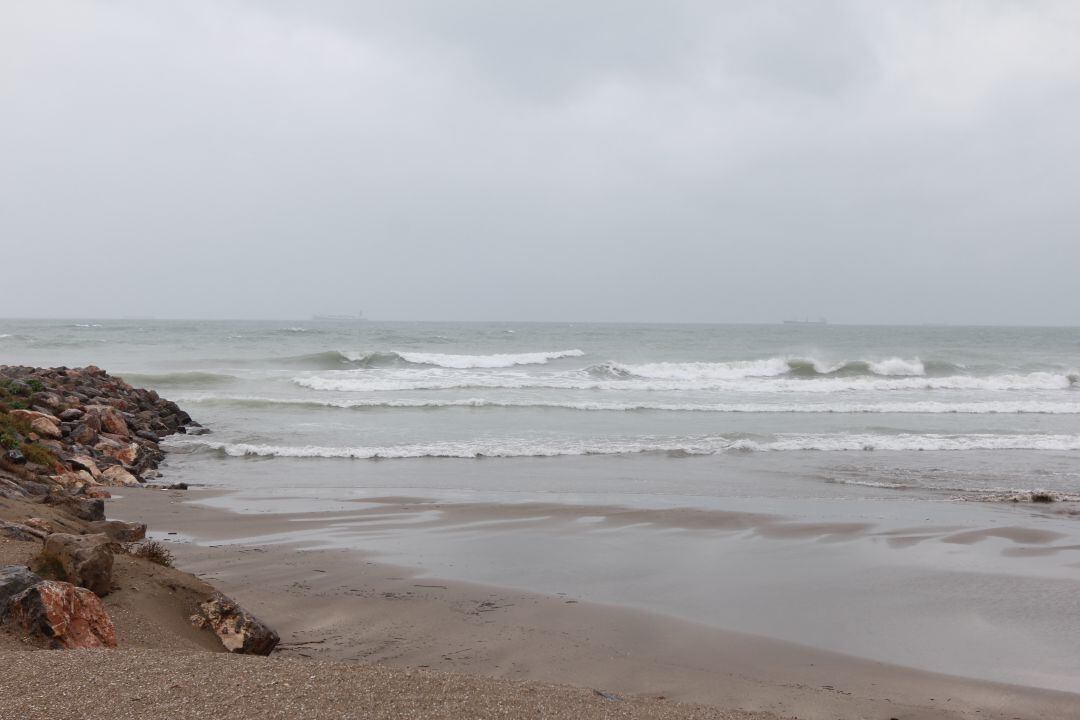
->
[32,533,115,596]
[191,592,280,655]
[85,405,128,437]
[7,580,117,649]
[113,443,139,467]
[83,486,112,499]
[24,518,54,535]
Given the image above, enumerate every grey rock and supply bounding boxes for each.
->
[0,565,42,622]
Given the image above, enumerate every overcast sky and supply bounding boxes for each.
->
[2,1,1078,324]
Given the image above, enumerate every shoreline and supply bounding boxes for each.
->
[109,486,1080,720]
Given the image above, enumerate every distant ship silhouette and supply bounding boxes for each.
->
[311,312,365,321]
[782,317,827,325]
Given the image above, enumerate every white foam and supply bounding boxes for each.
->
[344,349,585,369]
[293,370,1076,393]
[187,432,1080,461]
[182,395,1080,415]
[867,357,925,376]
[609,358,791,380]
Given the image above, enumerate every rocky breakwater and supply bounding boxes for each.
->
[0,365,195,505]
[0,365,278,655]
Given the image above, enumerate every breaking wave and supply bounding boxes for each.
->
[588,356,961,381]
[293,370,1077,393]
[181,432,1080,461]
[264,349,585,370]
[179,395,1080,415]
[346,349,586,369]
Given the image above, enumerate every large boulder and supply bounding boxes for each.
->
[191,592,280,655]
[0,566,42,621]
[44,493,105,522]
[85,405,128,437]
[9,409,62,440]
[7,580,117,649]
[87,520,146,543]
[32,533,115,597]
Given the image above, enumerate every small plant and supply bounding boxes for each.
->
[20,443,56,467]
[0,430,18,450]
[130,540,175,567]
[7,400,26,410]
[26,379,45,393]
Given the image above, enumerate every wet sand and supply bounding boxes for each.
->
[110,488,1080,720]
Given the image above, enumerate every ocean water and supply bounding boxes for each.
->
[8,319,1080,689]
[2,319,1080,500]
[3,319,1080,498]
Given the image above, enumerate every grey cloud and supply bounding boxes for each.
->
[1,1,1078,323]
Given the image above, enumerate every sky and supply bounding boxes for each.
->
[2,1,1079,324]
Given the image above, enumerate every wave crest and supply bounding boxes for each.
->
[179,432,1080,461]
[120,371,237,387]
[603,356,950,381]
[346,349,585,369]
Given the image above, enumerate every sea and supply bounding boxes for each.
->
[5,319,1080,689]
[2,319,1078,503]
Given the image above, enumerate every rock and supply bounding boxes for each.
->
[0,566,42,622]
[191,592,280,655]
[43,494,105,522]
[85,405,128,437]
[30,416,63,440]
[18,479,49,496]
[70,423,98,445]
[50,471,90,489]
[0,521,41,542]
[67,455,101,478]
[32,533,115,596]
[113,443,139,466]
[4,448,26,465]
[58,408,85,422]
[24,518,55,535]
[99,466,140,487]
[83,486,112,499]
[7,580,117,649]
[87,520,146,543]
[31,392,64,412]
[10,409,62,440]
[0,474,26,499]
[167,482,189,491]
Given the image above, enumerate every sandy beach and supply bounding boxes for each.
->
[91,485,1079,720]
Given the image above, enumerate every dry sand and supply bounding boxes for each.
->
[0,648,774,720]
